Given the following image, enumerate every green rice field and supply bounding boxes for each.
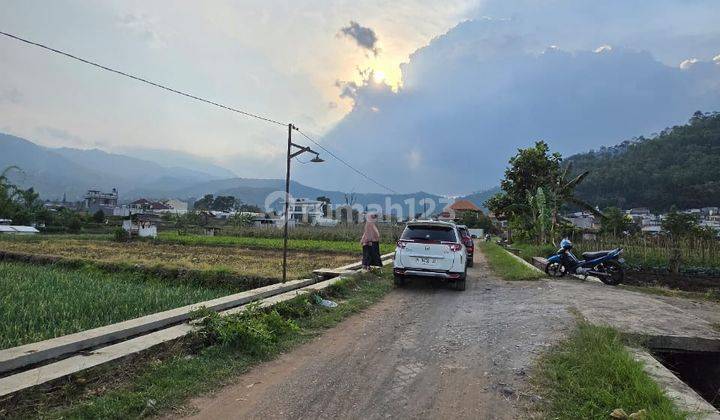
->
[0,261,237,349]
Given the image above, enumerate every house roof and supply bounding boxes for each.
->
[149,202,171,210]
[0,225,40,233]
[130,198,151,205]
[447,199,482,212]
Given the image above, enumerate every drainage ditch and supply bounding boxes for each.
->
[653,350,720,409]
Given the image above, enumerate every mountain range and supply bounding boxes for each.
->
[0,132,461,215]
[7,110,716,215]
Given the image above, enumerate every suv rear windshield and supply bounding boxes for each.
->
[401,225,457,242]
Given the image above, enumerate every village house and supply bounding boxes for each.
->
[129,198,188,215]
[438,199,483,222]
[84,188,118,214]
[565,211,600,230]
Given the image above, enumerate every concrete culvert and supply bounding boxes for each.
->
[653,350,720,409]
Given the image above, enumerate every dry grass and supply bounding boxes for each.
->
[0,239,357,280]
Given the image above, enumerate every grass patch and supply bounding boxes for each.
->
[535,322,685,419]
[0,261,237,349]
[477,241,545,281]
[14,271,392,419]
[157,231,396,255]
[511,242,557,263]
[0,237,356,281]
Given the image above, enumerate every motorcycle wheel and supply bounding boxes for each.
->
[598,260,624,285]
[545,261,566,277]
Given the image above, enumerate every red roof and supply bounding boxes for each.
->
[447,199,482,212]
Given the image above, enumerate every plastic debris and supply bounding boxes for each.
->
[320,299,338,308]
[313,294,338,308]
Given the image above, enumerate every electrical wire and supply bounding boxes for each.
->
[0,30,287,127]
[296,128,398,194]
[0,30,399,194]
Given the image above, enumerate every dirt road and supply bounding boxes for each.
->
[183,252,575,419]
[181,252,720,419]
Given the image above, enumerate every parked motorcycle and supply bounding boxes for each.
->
[545,238,625,285]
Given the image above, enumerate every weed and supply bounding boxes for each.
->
[197,304,299,357]
[534,322,685,419]
[477,241,544,281]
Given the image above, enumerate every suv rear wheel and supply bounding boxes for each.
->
[453,269,467,291]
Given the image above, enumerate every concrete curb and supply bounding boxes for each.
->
[0,255,394,397]
[0,278,315,374]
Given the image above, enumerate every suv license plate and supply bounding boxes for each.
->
[417,257,435,264]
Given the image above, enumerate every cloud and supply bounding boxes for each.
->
[296,18,720,194]
[35,126,87,147]
[335,80,360,100]
[406,149,421,169]
[680,58,699,70]
[0,88,21,104]
[594,45,613,53]
[339,21,379,56]
[117,13,166,48]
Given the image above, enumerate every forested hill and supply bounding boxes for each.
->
[567,111,720,211]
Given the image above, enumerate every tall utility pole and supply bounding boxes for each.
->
[282,124,324,282]
[282,124,293,283]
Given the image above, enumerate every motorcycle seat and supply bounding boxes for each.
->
[582,250,614,259]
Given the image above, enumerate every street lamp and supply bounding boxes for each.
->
[282,123,324,282]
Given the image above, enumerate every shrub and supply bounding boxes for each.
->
[196,304,299,357]
[113,227,129,242]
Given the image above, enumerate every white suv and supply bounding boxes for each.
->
[392,220,467,291]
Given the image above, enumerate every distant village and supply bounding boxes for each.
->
[564,207,720,235]
[2,186,717,240]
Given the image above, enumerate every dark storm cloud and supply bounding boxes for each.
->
[297,16,720,195]
[339,21,379,56]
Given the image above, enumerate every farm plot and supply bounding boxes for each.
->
[157,231,397,254]
[0,261,236,349]
[0,238,357,281]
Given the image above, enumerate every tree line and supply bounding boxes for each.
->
[566,111,720,211]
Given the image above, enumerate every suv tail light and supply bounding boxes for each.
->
[448,243,462,252]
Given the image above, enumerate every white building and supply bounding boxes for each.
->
[283,198,325,225]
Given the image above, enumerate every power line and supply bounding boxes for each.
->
[0,30,287,127]
[0,30,399,194]
[296,128,398,194]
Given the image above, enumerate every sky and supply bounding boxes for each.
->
[2,0,720,195]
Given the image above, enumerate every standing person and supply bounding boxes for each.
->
[361,213,382,270]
